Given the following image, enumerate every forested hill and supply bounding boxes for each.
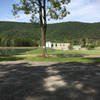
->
[0,21,100,46]
[48,22,100,41]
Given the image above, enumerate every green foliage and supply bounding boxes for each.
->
[12,0,70,22]
[0,21,40,46]
[86,45,95,50]
[0,21,100,46]
[47,22,100,41]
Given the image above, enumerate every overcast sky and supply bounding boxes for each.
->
[0,0,100,23]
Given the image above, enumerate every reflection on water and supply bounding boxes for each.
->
[0,48,33,56]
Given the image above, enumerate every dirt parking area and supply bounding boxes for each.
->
[0,61,100,100]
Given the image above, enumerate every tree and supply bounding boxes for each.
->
[12,0,70,57]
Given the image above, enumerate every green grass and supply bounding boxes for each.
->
[24,48,100,55]
[24,57,100,63]
[0,56,100,63]
[0,47,100,56]
[0,47,100,63]
[0,56,24,61]
[95,47,100,50]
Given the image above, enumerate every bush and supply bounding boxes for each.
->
[86,45,95,50]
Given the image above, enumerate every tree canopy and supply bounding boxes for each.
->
[13,0,70,22]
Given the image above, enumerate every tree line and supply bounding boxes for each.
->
[0,21,100,47]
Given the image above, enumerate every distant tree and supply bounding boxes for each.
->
[80,38,87,47]
[12,0,70,57]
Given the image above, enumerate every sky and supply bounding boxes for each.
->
[0,0,100,23]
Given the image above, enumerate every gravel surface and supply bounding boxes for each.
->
[0,61,100,100]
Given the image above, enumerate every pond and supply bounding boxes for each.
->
[0,47,36,56]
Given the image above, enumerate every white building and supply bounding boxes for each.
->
[46,41,52,48]
[46,41,70,50]
[73,45,81,50]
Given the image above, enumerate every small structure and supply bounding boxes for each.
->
[46,41,52,48]
[53,43,70,50]
[46,41,70,50]
[73,45,81,50]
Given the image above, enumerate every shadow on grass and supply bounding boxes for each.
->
[56,54,84,58]
[0,57,24,61]
[0,62,100,100]
[82,58,100,63]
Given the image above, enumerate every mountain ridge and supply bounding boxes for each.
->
[0,21,100,46]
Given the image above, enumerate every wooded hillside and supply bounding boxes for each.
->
[0,21,100,46]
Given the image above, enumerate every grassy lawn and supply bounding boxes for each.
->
[0,47,100,55]
[24,57,100,63]
[24,48,100,55]
[0,56,100,63]
[0,47,100,62]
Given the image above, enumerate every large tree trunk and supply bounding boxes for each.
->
[38,0,47,57]
[41,27,46,57]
